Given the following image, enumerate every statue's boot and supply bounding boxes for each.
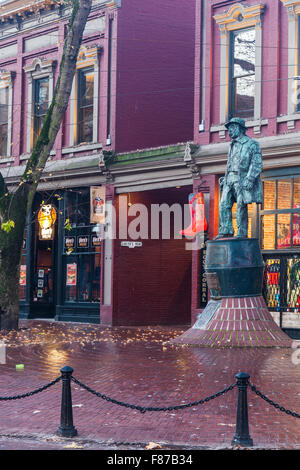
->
[214,233,233,240]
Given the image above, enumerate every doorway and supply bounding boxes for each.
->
[31,197,57,319]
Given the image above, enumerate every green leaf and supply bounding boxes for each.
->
[1,220,15,233]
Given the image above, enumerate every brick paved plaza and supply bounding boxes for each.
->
[0,320,299,450]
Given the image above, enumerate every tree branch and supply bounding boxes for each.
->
[18,0,92,213]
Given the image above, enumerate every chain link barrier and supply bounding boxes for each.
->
[71,375,237,414]
[249,382,300,419]
[0,376,61,401]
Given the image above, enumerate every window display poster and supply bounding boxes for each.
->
[66,263,77,286]
[64,236,75,250]
[19,265,26,286]
[91,235,101,246]
[90,186,106,224]
[77,236,89,248]
[293,206,300,246]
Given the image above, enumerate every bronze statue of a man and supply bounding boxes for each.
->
[216,117,262,239]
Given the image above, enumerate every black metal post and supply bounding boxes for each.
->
[231,372,253,447]
[56,366,77,437]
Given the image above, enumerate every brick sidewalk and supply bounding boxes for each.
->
[0,320,299,450]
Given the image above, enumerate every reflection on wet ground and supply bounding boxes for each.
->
[0,320,299,449]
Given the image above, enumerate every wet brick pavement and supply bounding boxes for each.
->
[0,319,299,450]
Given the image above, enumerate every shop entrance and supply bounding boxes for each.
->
[31,198,57,319]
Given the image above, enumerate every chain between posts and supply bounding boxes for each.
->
[249,383,300,419]
[0,376,61,401]
[71,375,236,413]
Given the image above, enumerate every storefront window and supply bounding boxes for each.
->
[277,180,292,210]
[277,214,291,249]
[262,214,275,250]
[63,187,101,304]
[263,180,275,210]
[261,177,300,250]
[65,188,90,227]
[65,252,101,303]
[293,178,300,207]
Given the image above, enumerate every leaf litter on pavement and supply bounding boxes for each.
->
[0,321,186,350]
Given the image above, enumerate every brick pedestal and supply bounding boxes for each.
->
[172,296,292,348]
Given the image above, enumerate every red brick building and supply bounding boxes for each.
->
[0,0,196,324]
[191,0,300,336]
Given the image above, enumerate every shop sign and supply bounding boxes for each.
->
[38,204,57,241]
[66,263,77,286]
[90,186,106,224]
[120,241,142,248]
[91,235,102,247]
[19,265,26,286]
[77,236,89,248]
[64,236,75,249]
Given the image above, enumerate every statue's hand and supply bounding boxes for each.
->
[219,176,225,187]
[243,178,253,191]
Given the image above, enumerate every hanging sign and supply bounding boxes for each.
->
[91,235,102,247]
[77,235,89,248]
[19,265,26,286]
[90,186,106,224]
[180,192,208,237]
[64,236,75,250]
[38,204,57,241]
[66,263,77,286]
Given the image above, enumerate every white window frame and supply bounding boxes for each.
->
[69,45,101,147]
[0,70,14,158]
[23,58,56,153]
[214,3,265,136]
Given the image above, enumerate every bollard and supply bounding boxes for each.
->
[56,366,77,438]
[231,372,253,447]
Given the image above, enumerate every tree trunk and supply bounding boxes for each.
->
[0,0,92,330]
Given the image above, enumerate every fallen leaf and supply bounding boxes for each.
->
[64,442,84,449]
[145,442,162,450]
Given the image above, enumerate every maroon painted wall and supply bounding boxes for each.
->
[113,187,192,326]
[115,0,196,153]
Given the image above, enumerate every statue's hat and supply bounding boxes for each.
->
[225,117,247,130]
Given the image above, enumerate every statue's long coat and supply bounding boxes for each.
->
[224,134,263,204]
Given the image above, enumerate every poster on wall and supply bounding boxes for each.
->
[66,263,77,286]
[90,186,106,224]
[91,235,102,247]
[77,236,89,248]
[64,236,75,250]
[19,265,26,286]
[293,205,300,246]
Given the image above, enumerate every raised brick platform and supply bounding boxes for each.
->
[172,296,293,348]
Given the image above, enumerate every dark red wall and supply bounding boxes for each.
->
[115,0,196,153]
[113,187,192,326]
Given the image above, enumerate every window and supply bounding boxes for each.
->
[69,45,101,147]
[261,177,300,250]
[24,58,55,153]
[33,77,49,146]
[63,187,101,304]
[77,67,94,144]
[214,3,264,134]
[229,28,256,120]
[280,0,300,116]
[0,86,8,156]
